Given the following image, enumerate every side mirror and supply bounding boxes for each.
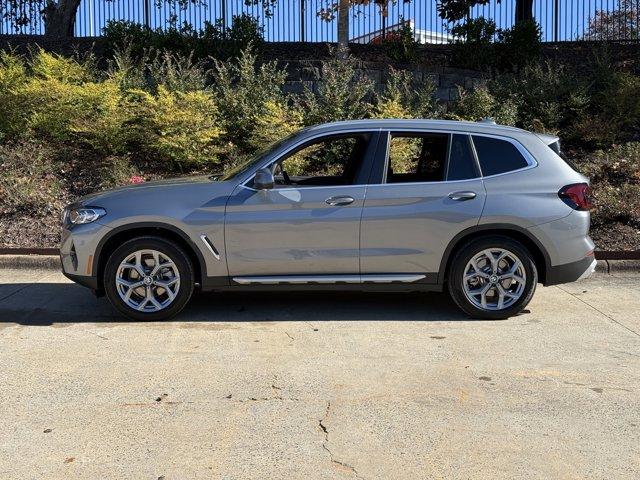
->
[254,168,274,190]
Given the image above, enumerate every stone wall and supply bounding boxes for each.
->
[278,59,485,102]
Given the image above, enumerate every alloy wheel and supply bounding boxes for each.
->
[462,248,527,311]
[115,249,180,312]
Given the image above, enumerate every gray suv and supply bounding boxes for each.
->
[60,119,596,320]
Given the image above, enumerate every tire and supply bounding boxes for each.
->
[104,236,194,321]
[447,236,537,320]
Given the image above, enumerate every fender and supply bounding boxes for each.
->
[436,223,552,285]
[92,222,208,285]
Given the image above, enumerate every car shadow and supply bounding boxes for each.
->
[0,282,490,326]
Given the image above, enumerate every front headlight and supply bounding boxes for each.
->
[67,207,107,225]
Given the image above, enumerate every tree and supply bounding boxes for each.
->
[438,0,534,24]
[585,0,638,40]
[318,0,410,48]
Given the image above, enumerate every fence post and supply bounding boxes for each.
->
[144,0,151,29]
[300,0,305,41]
[221,0,227,32]
[554,0,559,41]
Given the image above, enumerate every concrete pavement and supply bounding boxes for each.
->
[0,268,638,479]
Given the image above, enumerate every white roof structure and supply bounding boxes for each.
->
[351,19,454,45]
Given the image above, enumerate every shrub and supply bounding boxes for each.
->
[247,100,303,152]
[300,48,374,125]
[496,19,542,70]
[0,51,28,139]
[490,61,589,134]
[450,85,518,125]
[374,68,439,119]
[128,86,223,167]
[372,21,419,63]
[450,18,498,70]
[211,48,290,156]
[103,14,264,62]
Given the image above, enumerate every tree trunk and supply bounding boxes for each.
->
[515,0,534,24]
[44,0,81,38]
[337,0,349,48]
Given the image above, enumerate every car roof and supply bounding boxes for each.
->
[304,118,537,138]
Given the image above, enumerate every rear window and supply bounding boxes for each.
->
[548,139,580,173]
[472,136,529,177]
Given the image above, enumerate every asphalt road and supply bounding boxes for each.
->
[0,268,639,479]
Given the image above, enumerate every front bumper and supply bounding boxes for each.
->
[545,255,597,286]
[60,221,110,292]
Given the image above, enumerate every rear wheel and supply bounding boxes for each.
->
[104,236,194,321]
[448,236,537,320]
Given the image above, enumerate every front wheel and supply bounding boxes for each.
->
[104,236,194,321]
[447,236,537,320]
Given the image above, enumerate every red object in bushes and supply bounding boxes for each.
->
[129,175,145,184]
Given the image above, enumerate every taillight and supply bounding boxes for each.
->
[558,183,594,211]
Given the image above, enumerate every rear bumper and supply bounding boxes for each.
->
[545,255,597,286]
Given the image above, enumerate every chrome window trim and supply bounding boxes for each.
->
[238,127,538,190]
[239,128,381,189]
[380,129,476,186]
[377,129,538,185]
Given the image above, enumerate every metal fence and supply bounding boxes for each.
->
[1,0,639,42]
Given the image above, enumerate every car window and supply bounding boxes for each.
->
[270,134,370,188]
[472,135,530,177]
[386,133,449,183]
[447,134,479,181]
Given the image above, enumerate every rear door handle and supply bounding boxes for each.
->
[325,196,355,206]
[448,191,477,201]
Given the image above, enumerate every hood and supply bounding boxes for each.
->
[76,175,214,205]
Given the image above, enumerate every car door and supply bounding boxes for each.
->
[360,131,486,281]
[224,131,379,279]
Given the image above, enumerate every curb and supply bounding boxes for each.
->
[0,254,60,270]
[0,255,638,274]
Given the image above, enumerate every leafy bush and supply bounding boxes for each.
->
[496,19,543,69]
[450,18,542,71]
[490,61,589,134]
[300,49,374,125]
[371,21,419,63]
[128,86,223,167]
[450,18,498,70]
[450,85,518,125]
[103,14,264,62]
[211,48,293,156]
[374,67,439,119]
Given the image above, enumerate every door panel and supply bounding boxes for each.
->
[225,185,365,276]
[360,180,486,276]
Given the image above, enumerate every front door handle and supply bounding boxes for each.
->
[325,195,355,206]
[448,191,477,201]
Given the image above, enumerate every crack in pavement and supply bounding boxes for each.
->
[319,401,364,479]
[555,285,640,338]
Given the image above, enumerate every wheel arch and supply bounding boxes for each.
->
[439,224,550,285]
[93,223,206,293]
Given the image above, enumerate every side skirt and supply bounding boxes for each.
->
[200,273,442,293]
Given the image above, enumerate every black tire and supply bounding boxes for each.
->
[447,236,537,320]
[104,236,194,321]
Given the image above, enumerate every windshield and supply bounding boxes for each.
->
[218,130,304,181]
